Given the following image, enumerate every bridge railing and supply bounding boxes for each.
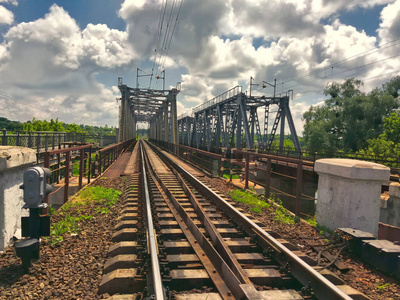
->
[42,139,135,212]
[149,139,222,176]
[232,149,315,217]
[0,130,117,152]
[259,145,400,171]
[178,113,189,120]
[97,139,136,175]
[43,144,94,214]
[192,85,242,114]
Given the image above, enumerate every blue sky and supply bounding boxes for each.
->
[14,1,125,30]
[0,0,399,132]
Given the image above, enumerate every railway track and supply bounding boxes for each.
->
[99,140,368,300]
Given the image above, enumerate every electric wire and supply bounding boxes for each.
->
[156,0,177,73]
[284,51,400,92]
[279,36,400,86]
[149,0,168,88]
[0,90,41,111]
[159,0,183,77]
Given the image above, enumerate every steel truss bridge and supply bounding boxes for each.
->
[117,77,180,145]
[118,78,301,154]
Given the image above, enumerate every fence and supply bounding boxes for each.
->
[149,139,222,176]
[97,139,136,175]
[42,139,135,213]
[258,145,400,171]
[1,130,117,152]
[231,149,316,217]
[150,139,317,217]
[43,144,93,214]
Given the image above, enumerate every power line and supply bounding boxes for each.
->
[277,37,400,87]
[283,51,400,92]
[0,90,41,111]
[159,0,183,76]
[288,67,400,101]
[149,0,168,88]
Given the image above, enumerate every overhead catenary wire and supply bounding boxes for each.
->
[159,0,183,76]
[278,36,400,86]
[0,90,41,111]
[284,51,400,92]
[156,0,177,72]
[149,0,183,89]
[149,0,169,88]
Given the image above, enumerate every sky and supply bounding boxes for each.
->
[0,0,399,134]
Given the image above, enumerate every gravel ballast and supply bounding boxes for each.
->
[1,174,400,299]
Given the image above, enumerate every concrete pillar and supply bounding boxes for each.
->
[315,159,390,236]
[0,146,36,250]
[380,182,400,227]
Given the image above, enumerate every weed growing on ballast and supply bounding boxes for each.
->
[49,214,93,246]
[229,189,269,213]
[48,186,121,246]
[377,282,390,290]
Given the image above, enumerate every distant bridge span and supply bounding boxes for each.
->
[118,77,301,155]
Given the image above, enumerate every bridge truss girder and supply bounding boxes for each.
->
[177,87,301,153]
[118,77,179,143]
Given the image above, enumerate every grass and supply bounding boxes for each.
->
[274,206,296,224]
[223,174,239,179]
[49,214,93,246]
[268,195,296,225]
[377,282,390,290]
[48,186,121,246]
[229,189,270,213]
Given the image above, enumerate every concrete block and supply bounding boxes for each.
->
[361,240,400,276]
[0,146,36,250]
[98,268,141,295]
[381,183,400,227]
[315,159,389,236]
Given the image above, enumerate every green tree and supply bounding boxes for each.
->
[303,78,399,152]
[358,110,400,161]
[66,123,87,133]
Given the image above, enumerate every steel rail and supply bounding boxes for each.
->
[141,143,258,299]
[154,145,261,294]
[139,142,165,300]
[149,141,353,300]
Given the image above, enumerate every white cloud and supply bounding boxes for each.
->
[0,4,136,126]
[0,0,17,5]
[0,5,14,24]
[1,0,400,133]
[378,0,400,45]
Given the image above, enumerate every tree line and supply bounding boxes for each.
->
[0,117,116,136]
[302,76,400,157]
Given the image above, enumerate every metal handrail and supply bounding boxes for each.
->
[192,85,242,114]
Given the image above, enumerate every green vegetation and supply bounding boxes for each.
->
[377,282,390,290]
[229,189,269,213]
[95,207,109,215]
[357,111,400,166]
[77,186,121,206]
[303,216,317,227]
[223,173,239,179]
[269,196,296,224]
[274,207,296,224]
[50,214,93,246]
[48,186,121,246]
[0,117,23,131]
[0,116,116,135]
[303,76,400,154]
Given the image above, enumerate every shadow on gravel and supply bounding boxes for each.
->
[0,263,25,287]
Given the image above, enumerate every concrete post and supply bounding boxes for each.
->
[315,158,390,236]
[380,182,400,227]
[0,146,36,250]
